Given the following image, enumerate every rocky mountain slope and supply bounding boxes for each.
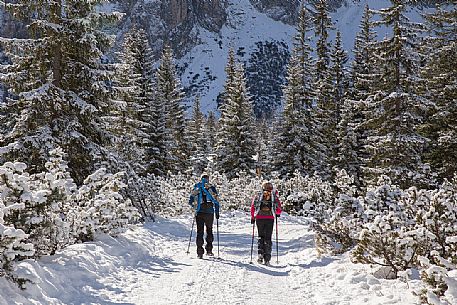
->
[0,0,444,116]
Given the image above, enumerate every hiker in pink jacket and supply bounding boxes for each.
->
[250,181,282,265]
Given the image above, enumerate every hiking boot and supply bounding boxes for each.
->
[207,251,214,256]
[264,260,270,266]
[197,253,203,259]
[257,255,263,264]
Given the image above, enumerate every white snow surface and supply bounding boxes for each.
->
[0,211,421,305]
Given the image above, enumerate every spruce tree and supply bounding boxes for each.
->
[187,96,208,175]
[0,0,117,184]
[253,119,272,178]
[216,60,256,177]
[204,111,218,173]
[312,0,334,179]
[275,53,312,177]
[110,25,155,175]
[274,5,319,177]
[351,5,378,102]
[420,5,457,182]
[155,45,186,174]
[342,4,377,190]
[329,30,350,175]
[363,0,431,189]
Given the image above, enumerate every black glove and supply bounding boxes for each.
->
[251,218,255,224]
[215,213,220,219]
[276,214,280,218]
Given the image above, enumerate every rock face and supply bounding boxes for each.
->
[117,0,227,58]
[249,0,300,24]
[0,9,27,38]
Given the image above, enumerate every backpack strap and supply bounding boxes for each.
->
[200,183,220,207]
[253,191,262,216]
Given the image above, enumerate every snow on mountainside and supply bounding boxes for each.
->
[174,0,425,115]
[0,0,437,113]
[178,0,296,114]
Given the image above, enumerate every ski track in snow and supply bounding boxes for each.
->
[88,212,419,305]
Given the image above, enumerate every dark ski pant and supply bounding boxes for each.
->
[256,218,274,262]
[196,212,214,255]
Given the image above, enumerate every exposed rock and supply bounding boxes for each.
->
[373,266,398,280]
[116,0,226,59]
[249,0,301,25]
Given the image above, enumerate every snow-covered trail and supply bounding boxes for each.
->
[93,212,419,305]
[1,211,421,305]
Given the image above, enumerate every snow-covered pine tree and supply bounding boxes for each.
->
[315,169,362,255]
[216,60,256,178]
[0,163,35,284]
[320,31,349,179]
[351,4,378,102]
[253,119,273,178]
[110,25,156,176]
[186,96,209,175]
[155,45,186,174]
[362,0,432,189]
[74,169,140,237]
[0,157,69,258]
[0,0,118,184]
[275,52,312,177]
[274,4,322,178]
[206,111,218,154]
[420,4,457,182]
[352,175,426,278]
[339,5,377,191]
[419,176,457,260]
[337,98,364,190]
[416,175,457,305]
[217,48,237,112]
[28,148,77,255]
[148,86,168,176]
[330,31,348,114]
[312,0,334,180]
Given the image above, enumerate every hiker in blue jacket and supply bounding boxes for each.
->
[188,174,221,258]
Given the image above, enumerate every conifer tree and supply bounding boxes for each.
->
[155,45,186,174]
[420,5,457,182]
[351,5,378,102]
[363,0,431,189]
[312,0,334,179]
[274,5,319,177]
[206,111,218,152]
[0,0,117,184]
[216,60,256,177]
[341,4,377,190]
[148,90,168,176]
[110,25,155,175]
[328,31,350,176]
[187,96,209,175]
[253,119,272,178]
[332,30,359,185]
[331,31,348,113]
[275,54,312,177]
[218,48,237,113]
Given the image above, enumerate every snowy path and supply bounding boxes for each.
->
[93,212,419,305]
[1,212,421,305]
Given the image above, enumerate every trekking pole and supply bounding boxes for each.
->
[186,215,195,254]
[216,218,220,258]
[249,219,255,264]
[275,216,279,264]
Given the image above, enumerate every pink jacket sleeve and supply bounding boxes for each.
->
[274,190,282,216]
[250,196,256,219]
